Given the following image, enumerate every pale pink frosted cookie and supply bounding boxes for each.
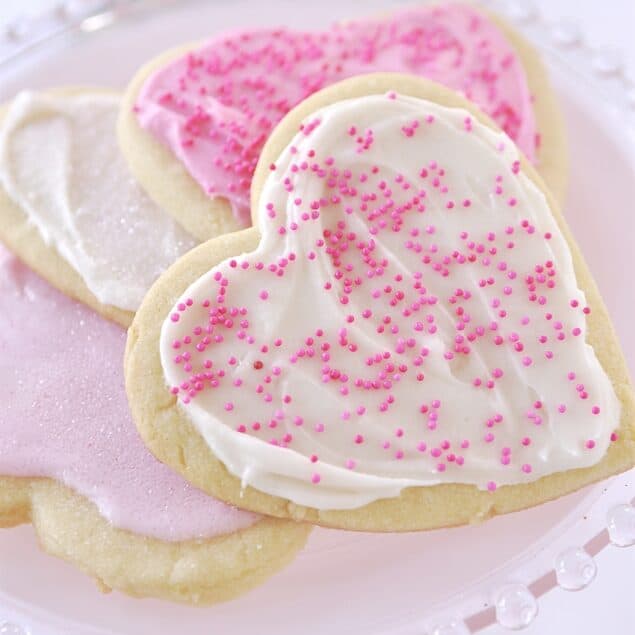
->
[125,74,633,531]
[0,245,309,603]
[119,3,567,241]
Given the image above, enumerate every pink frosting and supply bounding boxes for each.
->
[0,246,259,542]
[135,4,537,225]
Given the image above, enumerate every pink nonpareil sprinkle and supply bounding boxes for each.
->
[136,5,538,225]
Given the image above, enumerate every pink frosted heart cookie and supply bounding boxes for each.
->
[125,74,633,531]
[0,244,310,604]
[119,3,567,241]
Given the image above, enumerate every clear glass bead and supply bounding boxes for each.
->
[607,504,635,547]
[551,20,581,47]
[554,547,596,590]
[592,48,622,75]
[505,0,537,23]
[429,619,470,635]
[495,583,538,630]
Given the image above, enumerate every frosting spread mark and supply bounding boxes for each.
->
[160,94,619,511]
[135,4,537,224]
[0,91,196,311]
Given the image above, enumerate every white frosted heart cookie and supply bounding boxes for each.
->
[118,3,567,242]
[125,73,633,531]
[0,237,309,605]
[0,88,197,327]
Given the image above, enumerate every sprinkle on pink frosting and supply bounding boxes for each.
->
[0,246,258,542]
[135,4,536,224]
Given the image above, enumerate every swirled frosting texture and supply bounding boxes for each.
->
[0,91,196,311]
[135,4,536,224]
[0,246,258,540]
[160,94,619,510]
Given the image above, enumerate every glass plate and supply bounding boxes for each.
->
[0,1,633,633]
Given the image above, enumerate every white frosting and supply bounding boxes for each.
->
[0,91,196,311]
[160,94,620,510]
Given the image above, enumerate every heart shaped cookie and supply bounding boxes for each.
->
[0,88,197,327]
[0,238,309,604]
[126,73,633,531]
[118,3,567,242]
